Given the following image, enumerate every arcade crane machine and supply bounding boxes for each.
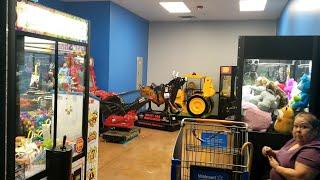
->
[235,36,320,179]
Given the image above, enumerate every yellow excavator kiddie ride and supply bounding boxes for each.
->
[175,72,216,117]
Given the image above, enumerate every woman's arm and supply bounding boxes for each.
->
[268,156,319,180]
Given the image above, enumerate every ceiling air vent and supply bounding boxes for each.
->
[179,15,196,20]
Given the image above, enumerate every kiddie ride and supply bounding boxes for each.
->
[137,72,216,131]
[89,59,149,141]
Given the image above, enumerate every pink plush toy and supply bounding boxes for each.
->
[284,78,296,100]
[242,101,272,132]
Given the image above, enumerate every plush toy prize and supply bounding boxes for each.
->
[284,78,296,100]
[291,74,310,110]
[242,101,272,132]
[274,106,294,134]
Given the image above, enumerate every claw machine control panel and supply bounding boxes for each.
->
[218,66,237,119]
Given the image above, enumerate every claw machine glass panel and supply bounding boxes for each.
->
[242,59,312,112]
[16,36,55,179]
[56,42,86,157]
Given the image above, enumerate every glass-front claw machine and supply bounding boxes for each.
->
[6,1,93,179]
[236,36,320,179]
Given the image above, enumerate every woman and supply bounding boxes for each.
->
[262,112,320,180]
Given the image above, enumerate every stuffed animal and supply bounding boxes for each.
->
[29,61,40,89]
[242,101,272,132]
[266,82,288,109]
[250,76,269,95]
[277,82,285,91]
[242,85,254,102]
[58,63,71,91]
[274,106,294,134]
[249,87,278,112]
[284,78,296,100]
[291,74,310,110]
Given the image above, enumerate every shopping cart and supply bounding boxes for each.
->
[171,118,253,180]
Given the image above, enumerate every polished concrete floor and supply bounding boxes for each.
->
[98,127,179,180]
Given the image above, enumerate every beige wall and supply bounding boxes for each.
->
[147,20,277,89]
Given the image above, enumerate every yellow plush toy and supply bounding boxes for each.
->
[274,106,294,134]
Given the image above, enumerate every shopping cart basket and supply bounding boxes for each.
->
[171,118,253,180]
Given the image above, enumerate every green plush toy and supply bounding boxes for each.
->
[42,139,53,149]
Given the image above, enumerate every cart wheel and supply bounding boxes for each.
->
[187,95,209,117]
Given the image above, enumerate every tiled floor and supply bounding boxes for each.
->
[98,127,179,180]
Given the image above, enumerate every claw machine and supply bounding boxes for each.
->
[236,36,320,179]
[6,1,92,179]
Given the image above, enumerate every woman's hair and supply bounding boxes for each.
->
[295,112,320,137]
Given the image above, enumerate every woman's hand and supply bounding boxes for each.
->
[268,156,280,170]
[262,146,275,157]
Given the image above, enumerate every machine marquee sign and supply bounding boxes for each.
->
[16,1,88,43]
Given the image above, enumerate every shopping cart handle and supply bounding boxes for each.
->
[241,142,254,173]
[181,118,248,128]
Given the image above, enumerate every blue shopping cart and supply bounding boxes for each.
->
[171,118,253,180]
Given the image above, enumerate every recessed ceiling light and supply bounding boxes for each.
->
[239,0,267,11]
[293,0,320,12]
[159,2,191,13]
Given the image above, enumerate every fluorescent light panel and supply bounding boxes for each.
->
[293,0,320,12]
[159,2,191,13]
[240,0,267,11]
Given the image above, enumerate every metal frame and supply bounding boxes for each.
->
[1,0,8,179]
[7,1,90,179]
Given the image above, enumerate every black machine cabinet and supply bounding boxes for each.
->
[218,66,237,119]
[236,36,320,179]
[1,0,7,179]
[248,131,291,179]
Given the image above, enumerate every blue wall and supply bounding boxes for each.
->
[108,2,149,96]
[38,0,65,12]
[64,2,110,90]
[278,0,320,35]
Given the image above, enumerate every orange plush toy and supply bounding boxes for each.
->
[274,106,294,134]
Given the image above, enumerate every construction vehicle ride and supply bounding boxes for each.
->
[137,72,216,130]
[175,72,216,117]
[137,74,186,131]
[89,58,148,133]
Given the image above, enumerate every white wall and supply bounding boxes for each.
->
[147,20,277,89]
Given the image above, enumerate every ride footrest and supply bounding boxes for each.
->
[102,127,141,144]
[135,111,181,132]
